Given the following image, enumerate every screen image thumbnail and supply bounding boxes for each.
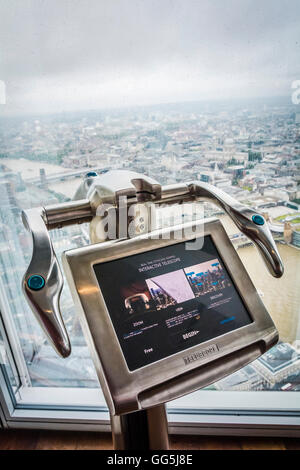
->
[184,258,231,297]
[125,293,150,315]
[120,281,152,316]
[146,269,195,310]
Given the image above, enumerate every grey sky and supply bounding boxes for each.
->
[0,0,299,114]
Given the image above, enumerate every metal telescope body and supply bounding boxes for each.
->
[21,170,284,449]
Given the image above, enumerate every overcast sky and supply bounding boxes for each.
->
[0,0,299,115]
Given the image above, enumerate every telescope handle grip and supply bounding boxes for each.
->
[188,181,284,278]
[22,208,71,357]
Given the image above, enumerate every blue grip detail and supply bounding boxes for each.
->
[27,275,45,291]
[252,214,265,226]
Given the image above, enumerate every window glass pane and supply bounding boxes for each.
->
[0,316,20,391]
[0,1,299,410]
[0,169,99,389]
[1,108,299,399]
[213,227,300,391]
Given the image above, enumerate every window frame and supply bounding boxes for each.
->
[1,358,300,435]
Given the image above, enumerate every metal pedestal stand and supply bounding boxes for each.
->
[111,404,169,450]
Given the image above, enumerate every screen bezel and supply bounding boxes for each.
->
[63,218,277,414]
[93,233,253,372]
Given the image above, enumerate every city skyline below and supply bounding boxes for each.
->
[0,94,297,119]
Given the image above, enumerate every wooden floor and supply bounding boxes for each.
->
[0,429,299,450]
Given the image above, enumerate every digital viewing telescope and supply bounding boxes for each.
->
[21,170,284,450]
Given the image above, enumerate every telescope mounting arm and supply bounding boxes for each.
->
[21,171,284,359]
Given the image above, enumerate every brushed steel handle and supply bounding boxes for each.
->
[22,208,71,357]
[188,181,284,278]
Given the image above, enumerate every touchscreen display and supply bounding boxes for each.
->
[93,236,252,371]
